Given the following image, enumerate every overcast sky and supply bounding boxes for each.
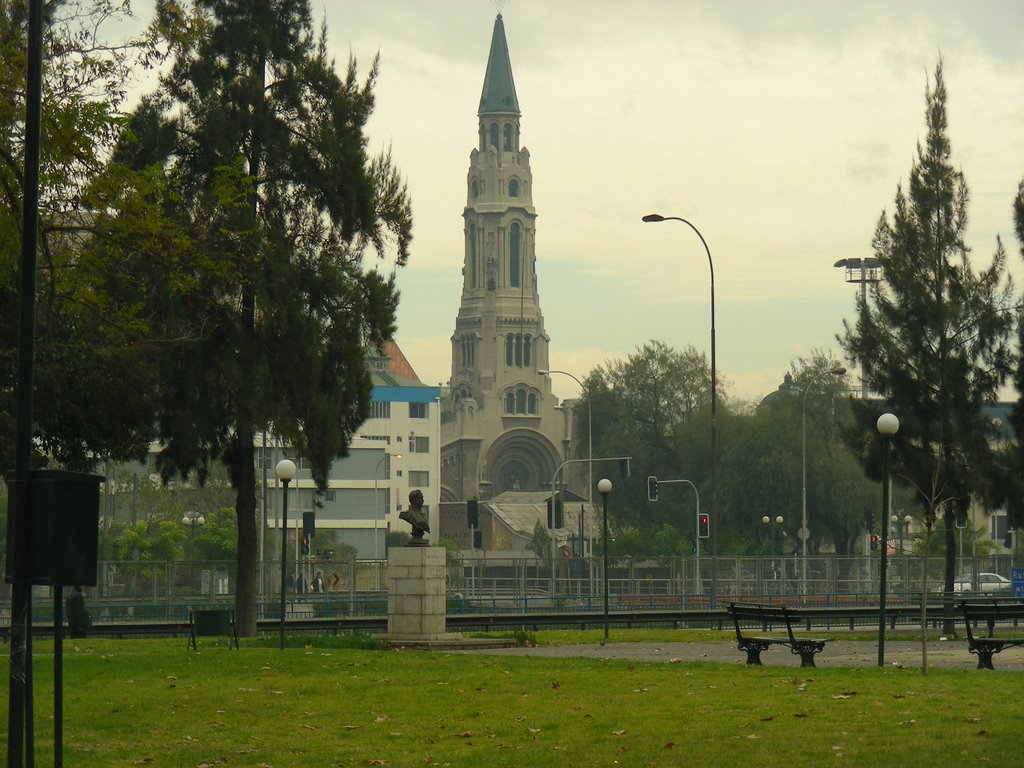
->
[131,1,1024,404]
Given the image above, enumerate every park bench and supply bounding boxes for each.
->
[188,607,239,651]
[959,600,1024,670]
[728,602,830,668]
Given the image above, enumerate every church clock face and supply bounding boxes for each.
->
[496,458,531,493]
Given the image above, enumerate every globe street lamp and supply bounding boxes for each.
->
[800,366,846,596]
[642,213,717,599]
[597,478,613,644]
[181,511,206,538]
[876,412,899,666]
[275,458,297,650]
[762,515,784,557]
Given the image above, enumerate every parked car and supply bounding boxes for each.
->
[952,573,1012,593]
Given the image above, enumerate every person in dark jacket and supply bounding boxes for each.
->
[65,585,90,638]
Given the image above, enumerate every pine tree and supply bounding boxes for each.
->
[120,0,412,633]
[839,61,1015,604]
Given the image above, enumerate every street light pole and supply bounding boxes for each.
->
[374,452,402,562]
[800,367,846,597]
[876,413,899,666]
[642,213,717,600]
[275,459,296,651]
[597,478,613,644]
[539,369,592,554]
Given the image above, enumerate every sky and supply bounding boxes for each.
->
[128,1,1024,404]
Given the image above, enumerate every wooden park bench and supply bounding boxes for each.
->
[728,602,830,668]
[959,600,1024,670]
[188,607,239,651]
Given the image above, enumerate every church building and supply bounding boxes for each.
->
[440,14,574,505]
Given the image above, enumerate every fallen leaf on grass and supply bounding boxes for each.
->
[897,720,916,726]
[301,723,317,730]
[831,693,856,699]
[551,681,560,689]
[664,743,676,749]
[669,658,683,663]
[612,730,627,736]
[375,715,391,723]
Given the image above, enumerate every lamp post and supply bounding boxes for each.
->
[374,452,402,562]
[181,511,206,538]
[762,515,783,556]
[800,366,846,596]
[275,458,296,651]
[597,478,613,644]
[876,413,899,667]
[642,213,717,599]
[539,369,592,555]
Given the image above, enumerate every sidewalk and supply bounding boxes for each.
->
[455,637,1024,670]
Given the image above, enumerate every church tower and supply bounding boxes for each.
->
[440,14,568,502]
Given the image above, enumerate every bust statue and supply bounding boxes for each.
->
[399,489,430,546]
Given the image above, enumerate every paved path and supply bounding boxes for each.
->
[455,637,1024,670]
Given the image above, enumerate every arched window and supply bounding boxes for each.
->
[471,179,478,199]
[528,393,537,414]
[489,123,499,149]
[503,123,512,150]
[508,179,519,197]
[468,223,477,288]
[509,223,521,288]
[505,334,514,367]
[523,335,531,366]
[460,335,475,368]
[516,389,526,414]
[505,392,515,413]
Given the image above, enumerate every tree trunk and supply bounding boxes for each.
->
[234,427,258,636]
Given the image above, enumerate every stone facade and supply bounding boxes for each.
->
[440,14,572,506]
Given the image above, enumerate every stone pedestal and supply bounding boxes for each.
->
[387,546,456,642]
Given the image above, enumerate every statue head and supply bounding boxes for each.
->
[408,489,424,507]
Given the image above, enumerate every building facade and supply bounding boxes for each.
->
[440,14,572,505]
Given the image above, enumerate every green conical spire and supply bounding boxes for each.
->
[479,14,519,115]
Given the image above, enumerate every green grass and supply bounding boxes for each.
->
[5,635,1020,767]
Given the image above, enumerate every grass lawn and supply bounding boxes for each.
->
[4,633,1019,767]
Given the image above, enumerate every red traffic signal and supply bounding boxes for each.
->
[870,534,879,550]
[698,513,710,539]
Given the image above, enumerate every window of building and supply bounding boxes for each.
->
[409,436,429,453]
[324,490,336,502]
[460,335,475,368]
[489,123,499,149]
[503,386,539,415]
[508,179,519,197]
[503,123,512,150]
[409,402,428,419]
[468,223,477,287]
[409,470,429,486]
[471,179,478,199]
[369,401,390,419]
[509,222,521,288]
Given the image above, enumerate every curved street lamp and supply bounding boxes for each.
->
[275,458,297,650]
[539,369,592,556]
[642,213,718,599]
[800,366,846,596]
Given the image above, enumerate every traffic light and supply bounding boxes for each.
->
[870,534,879,551]
[301,535,310,555]
[467,499,479,528]
[647,476,659,502]
[1004,529,1013,549]
[303,511,316,537]
[698,513,710,539]
[955,510,968,529]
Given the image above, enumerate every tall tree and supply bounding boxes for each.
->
[0,0,168,472]
[119,0,412,634]
[839,62,1015,607]
[584,340,714,538]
